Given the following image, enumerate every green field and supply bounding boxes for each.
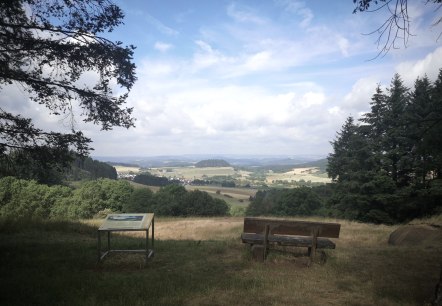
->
[0,216,440,305]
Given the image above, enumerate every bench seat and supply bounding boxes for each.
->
[241,217,341,263]
[241,233,336,249]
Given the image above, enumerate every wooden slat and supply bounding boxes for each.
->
[241,233,336,249]
[243,217,340,238]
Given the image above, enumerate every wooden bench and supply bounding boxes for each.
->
[241,217,340,264]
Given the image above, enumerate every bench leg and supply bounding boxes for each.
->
[251,245,265,262]
[308,229,319,266]
[263,224,270,260]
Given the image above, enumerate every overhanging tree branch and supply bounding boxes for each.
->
[353,0,441,59]
[0,0,137,183]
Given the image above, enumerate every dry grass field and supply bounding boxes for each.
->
[1,215,441,305]
[266,167,331,184]
[113,165,141,174]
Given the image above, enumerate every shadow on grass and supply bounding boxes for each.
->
[0,218,258,306]
[329,242,442,305]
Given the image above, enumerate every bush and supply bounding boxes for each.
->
[246,187,324,217]
[0,177,73,219]
[67,179,134,218]
[133,173,170,186]
[0,177,229,219]
[123,188,154,213]
[148,186,229,217]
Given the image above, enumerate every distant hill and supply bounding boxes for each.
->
[93,155,326,168]
[195,159,231,168]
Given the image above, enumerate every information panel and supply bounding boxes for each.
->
[97,213,155,264]
[99,213,153,231]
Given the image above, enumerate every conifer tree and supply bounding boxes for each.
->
[428,69,442,179]
[406,75,434,185]
[382,74,409,185]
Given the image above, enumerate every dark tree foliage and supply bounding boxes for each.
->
[327,70,442,223]
[133,173,171,187]
[405,75,434,186]
[67,156,117,180]
[381,74,410,185]
[0,0,136,181]
[138,185,229,217]
[221,181,236,188]
[246,187,323,217]
[427,70,442,179]
[123,188,154,213]
[0,176,229,219]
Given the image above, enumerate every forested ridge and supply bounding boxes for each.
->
[195,159,231,167]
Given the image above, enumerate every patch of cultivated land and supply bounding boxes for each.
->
[149,166,242,180]
[2,216,440,305]
[266,167,331,183]
[146,165,329,185]
[113,165,141,174]
[185,185,256,199]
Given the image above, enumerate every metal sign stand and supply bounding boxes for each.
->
[97,213,154,265]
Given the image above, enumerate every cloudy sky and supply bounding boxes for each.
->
[3,0,442,157]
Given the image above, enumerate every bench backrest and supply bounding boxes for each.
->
[243,217,340,238]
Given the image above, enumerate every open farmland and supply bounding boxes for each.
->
[185,185,256,199]
[113,165,141,174]
[148,166,250,180]
[266,167,331,184]
[145,165,328,186]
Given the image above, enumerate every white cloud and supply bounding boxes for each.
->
[337,36,350,57]
[226,3,266,24]
[154,41,173,52]
[144,14,179,36]
[113,57,346,156]
[243,51,272,71]
[276,0,314,28]
[395,47,442,85]
[343,76,379,115]
[192,40,235,71]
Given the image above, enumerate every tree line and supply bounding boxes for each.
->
[0,154,118,185]
[248,70,442,224]
[0,177,229,219]
[133,173,175,187]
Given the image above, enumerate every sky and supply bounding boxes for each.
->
[2,0,442,158]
